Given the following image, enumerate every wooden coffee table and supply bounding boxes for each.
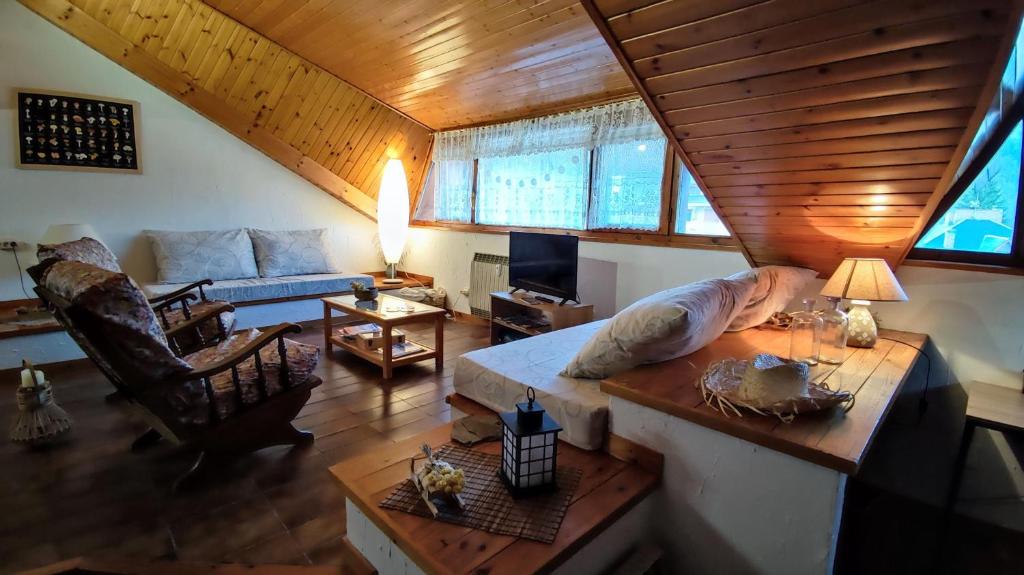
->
[322,294,446,379]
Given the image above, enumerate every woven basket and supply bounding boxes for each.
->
[10,360,73,445]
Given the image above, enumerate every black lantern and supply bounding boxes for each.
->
[499,387,562,496]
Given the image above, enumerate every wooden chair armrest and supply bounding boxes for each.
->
[164,302,236,340]
[151,292,197,313]
[183,322,302,379]
[148,279,215,305]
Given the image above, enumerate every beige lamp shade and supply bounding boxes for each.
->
[40,223,104,246]
[820,258,908,302]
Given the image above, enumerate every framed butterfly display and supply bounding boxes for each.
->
[15,89,142,174]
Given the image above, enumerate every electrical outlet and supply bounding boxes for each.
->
[0,241,18,252]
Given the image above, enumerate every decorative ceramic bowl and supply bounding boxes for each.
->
[354,286,379,301]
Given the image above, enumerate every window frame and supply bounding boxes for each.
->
[411,141,736,251]
[908,96,1024,269]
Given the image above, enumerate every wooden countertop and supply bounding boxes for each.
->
[329,422,660,575]
[601,327,927,475]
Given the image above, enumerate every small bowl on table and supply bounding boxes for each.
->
[352,282,379,301]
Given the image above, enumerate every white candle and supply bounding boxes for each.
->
[20,369,45,388]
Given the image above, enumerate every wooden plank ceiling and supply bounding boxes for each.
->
[583,0,1015,273]
[19,0,433,217]
[202,0,638,130]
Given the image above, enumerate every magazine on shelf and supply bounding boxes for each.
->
[338,323,381,337]
[376,341,426,358]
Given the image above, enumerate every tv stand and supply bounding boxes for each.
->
[489,291,594,346]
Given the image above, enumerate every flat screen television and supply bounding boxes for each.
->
[508,232,579,304]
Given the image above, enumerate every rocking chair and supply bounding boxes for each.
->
[35,236,236,354]
[30,258,322,490]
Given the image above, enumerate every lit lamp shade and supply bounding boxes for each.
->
[377,159,409,280]
[40,223,103,246]
[820,258,908,348]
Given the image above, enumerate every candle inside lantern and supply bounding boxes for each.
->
[20,368,45,388]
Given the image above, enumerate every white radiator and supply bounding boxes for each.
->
[469,253,509,319]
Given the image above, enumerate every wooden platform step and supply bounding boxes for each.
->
[330,396,662,575]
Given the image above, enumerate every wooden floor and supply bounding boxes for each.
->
[2,317,1022,574]
[0,318,490,574]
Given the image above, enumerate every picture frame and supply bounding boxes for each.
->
[14,88,143,174]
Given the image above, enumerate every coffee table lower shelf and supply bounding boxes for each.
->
[329,335,437,369]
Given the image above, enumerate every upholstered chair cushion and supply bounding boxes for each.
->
[147,229,259,283]
[726,266,819,332]
[248,228,341,278]
[42,260,190,381]
[37,237,121,274]
[562,276,757,379]
[170,329,320,425]
[157,300,237,350]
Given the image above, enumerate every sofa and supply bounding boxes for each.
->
[140,228,373,326]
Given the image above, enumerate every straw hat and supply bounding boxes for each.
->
[699,354,854,422]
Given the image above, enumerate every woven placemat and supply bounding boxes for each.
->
[379,444,582,544]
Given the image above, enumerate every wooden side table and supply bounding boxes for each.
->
[945,381,1024,511]
[361,271,434,291]
[322,294,445,379]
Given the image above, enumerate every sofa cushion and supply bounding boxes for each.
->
[562,276,756,379]
[42,260,189,381]
[454,321,610,450]
[147,229,259,283]
[249,228,341,278]
[143,272,374,304]
[168,329,320,425]
[37,237,121,274]
[726,266,819,332]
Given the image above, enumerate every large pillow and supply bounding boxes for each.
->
[146,229,259,283]
[248,228,341,278]
[37,237,121,273]
[561,276,757,379]
[726,266,818,332]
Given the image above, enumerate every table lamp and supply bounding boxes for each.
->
[40,223,104,246]
[377,158,409,284]
[820,258,908,348]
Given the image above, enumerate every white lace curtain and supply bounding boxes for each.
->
[423,99,666,228]
[433,99,664,161]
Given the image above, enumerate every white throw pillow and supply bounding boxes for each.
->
[248,228,341,278]
[147,229,259,284]
[561,276,757,379]
[726,266,818,331]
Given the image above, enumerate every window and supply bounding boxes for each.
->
[915,122,1021,255]
[588,138,667,231]
[413,160,473,222]
[476,149,590,229]
[675,165,729,236]
[909,20,1024,268]
[414,99,728,242]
